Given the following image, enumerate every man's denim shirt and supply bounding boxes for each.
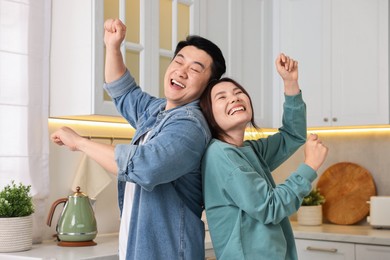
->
[104,70,211,260]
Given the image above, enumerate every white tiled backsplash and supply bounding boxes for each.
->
[272,132,390,197]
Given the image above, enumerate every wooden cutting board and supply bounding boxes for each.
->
[316,162,376,225]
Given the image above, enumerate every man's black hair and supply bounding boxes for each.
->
[174,35,226,81]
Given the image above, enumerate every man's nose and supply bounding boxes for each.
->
[175,67,188,78]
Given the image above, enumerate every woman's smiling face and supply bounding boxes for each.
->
[211,81,253,133]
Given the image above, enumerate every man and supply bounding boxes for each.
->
[51,18,226,259]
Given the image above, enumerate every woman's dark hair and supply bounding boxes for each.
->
[200,77,259,141]
[174,35,226,82]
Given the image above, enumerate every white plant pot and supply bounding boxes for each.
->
[0,215,33,252]
[297,205,323,226]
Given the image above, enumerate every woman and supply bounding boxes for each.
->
[199,53,328,260]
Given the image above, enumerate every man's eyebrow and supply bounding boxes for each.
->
[176,53,206,69]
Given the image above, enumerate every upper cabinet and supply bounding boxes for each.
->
[198,0,275,127]
[50,0,389,127]
[50,0,199,122]
[50,0,121,121]
[275,0,389,127]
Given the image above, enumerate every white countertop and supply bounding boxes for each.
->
[0,233,214,260]
[291,221,390,246]
[2,223,388,259]
[0,234,119,260]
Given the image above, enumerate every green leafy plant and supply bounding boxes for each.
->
[302,188,325,206]
[0,181,34,217]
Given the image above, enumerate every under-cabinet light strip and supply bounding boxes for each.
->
[48,118,130,129]
[245,125,390,138]
[49,118,390,137]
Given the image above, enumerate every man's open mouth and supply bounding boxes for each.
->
[171,79,185,89]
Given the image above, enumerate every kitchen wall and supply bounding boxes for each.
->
[272,129,390,223]
[272,130,390,197]
[44,120,133,240]
[44,122,390,240]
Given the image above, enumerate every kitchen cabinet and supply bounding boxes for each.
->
[293,221,390,260]
[50,0,200,122]
[355,244,390,260]
[296,239,355,260]
[198,0,275,127]
[50,0,123,121]
[276,0,389,127]
[296,239,390,260]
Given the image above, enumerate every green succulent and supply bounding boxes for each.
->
[302,188,326,206]
[0,181,34,217]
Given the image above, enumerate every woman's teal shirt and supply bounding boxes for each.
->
[202,93,317,260]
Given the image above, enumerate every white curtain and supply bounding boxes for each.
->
[0,0,51,243]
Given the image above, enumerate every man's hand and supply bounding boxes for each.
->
[104,18,127,51]
[51,126,84,151]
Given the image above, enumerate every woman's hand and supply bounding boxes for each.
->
[275,53,298,81]
[304,133,329,171]
[275,53,300,95]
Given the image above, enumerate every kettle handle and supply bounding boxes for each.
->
[46,198,68,227]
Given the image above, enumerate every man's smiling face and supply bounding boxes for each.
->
[164,45,213,110]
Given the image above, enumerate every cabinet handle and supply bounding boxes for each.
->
[332,117,337,122]
[323,118,329,122]
[306,246,338,253]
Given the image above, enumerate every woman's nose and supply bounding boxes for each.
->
[230,95,239,103]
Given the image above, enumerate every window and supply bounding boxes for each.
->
[103,0,199,98]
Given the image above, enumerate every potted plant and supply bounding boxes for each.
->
[0,180,34,252]
[297,188,325,226]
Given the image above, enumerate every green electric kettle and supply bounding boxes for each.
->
[47,186,97,244]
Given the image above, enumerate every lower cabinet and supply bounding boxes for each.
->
[355,244,390,260]
[296,239,390,260]
[296,239,355,260]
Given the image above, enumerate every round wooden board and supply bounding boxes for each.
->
[316,162,376,225]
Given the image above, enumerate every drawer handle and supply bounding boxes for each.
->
[306,246,338,253]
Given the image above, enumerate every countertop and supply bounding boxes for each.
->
[0,233,214,260]
[2,223,388,259]
[0,233,119,260]
[291,221,390,246]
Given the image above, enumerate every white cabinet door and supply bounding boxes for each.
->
[199,0,275,127]
[277,0,388,127]
[277,0,331,127]
[50,0,121,120]
[50,0,201,122]
[295,239,355,260]
[330,0,388,127]
[355,244,390,260]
